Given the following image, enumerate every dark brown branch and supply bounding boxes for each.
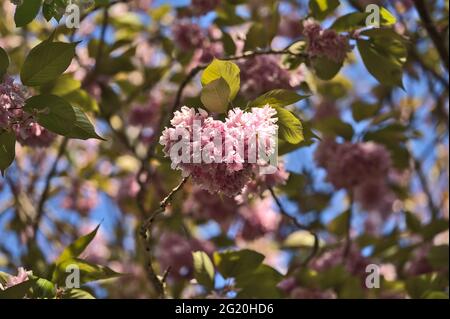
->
[414,0,449,71]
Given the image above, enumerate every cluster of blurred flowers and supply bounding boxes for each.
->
[1,76,55,147]
[315,138,396,214]
[303,19,351,63]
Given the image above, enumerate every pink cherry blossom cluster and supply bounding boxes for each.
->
[315,138,395,213]
[314,138,396,213]
[311,245,369,278]
[183,187,238,227]
[239,56,294,98]
[172,23,224,64]
[61,181,99,216]
[314,139,392,189]
[302,19,351,63]
[172,22,206,51]
[160,105,278,197]
[238,162,289,202]
[237,197,281,241]
[191,0,221,16]
[278,278,336,299]
[278,13,303,39]
[0,267,31,290]
[1,76,55,147]
[156,232,214,279]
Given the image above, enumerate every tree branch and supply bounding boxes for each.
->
[414,0,449,71]
[268,187,319,266]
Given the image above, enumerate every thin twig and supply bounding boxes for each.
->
[343,191,354,258]
[32,137,68,239]
[138,177,188,298]
[414,0,449,71]
[268,187,319,266]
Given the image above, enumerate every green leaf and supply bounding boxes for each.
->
[213,249,264,278]
[221,31,236,56]
[427,245,449,270]
[42,0,68,22]
[276,107,304,144]
[201,59,240,100]
[200,77,231,113]
[54,224,100,267]
[0,279,35,299]
[62,288,96,299]
[405,211,422,233]
[236,264,283,299]
[14,0,42,27]
[328,210,350,237]
[192,251,215,290]
[0,47,9,78]
[309,0,340,20]
[30,276,56,299]
[357,29,407,88]
[53,258,121,286]
[406,273,449,299]
[66,107,104,140]
[423,291,449,299]
[0,130,16,176]
[315,117,354,140]
[21,40,78,86]
[351,101,380,122]
[331,12,369,32]
[244,23,268,52]
[248,89,309,109]
[311,56,343,80]
[24,95,76,136]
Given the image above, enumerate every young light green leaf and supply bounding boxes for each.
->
[30,276,56,299]
[192,251,215,290]
[0,47,9,78]
[24,95,76,136]
[276,106,304,144]
[380,6,396,25]
[283,230,319,248]
[201,59,240,100]
[0,130,16,176]
[248,89,309,109]
[309,0,340,20]
[200,77,231,113]
[21,40,78,86]
[14,0,42,27]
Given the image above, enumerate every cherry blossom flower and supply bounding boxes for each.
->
[160,105,278,196]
